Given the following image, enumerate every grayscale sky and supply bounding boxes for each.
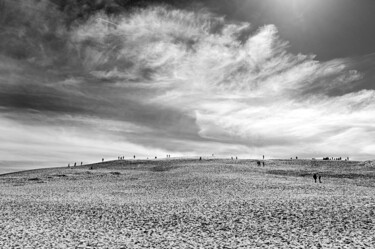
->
[1,0,375,172]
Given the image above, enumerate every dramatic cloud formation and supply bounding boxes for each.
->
[0,0,374,171]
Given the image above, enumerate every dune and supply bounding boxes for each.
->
[1,158,374,248]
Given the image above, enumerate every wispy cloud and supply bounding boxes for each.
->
[0,1,374,168]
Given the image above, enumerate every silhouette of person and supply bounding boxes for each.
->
[199,157,202,161]
[313,174,317,183]
[236,157,238,160]
[133,155,135,159]
[319,175,322,183]
[296,156,298,159]
[81,162,82,166]
[262,161,265,167]
[155,156,157,159]
[102,158,104,162]
[263,155,264,160]
[74,162,76,167]
[68,164,70,168]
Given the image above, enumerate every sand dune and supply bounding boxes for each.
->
[1,159,374,248]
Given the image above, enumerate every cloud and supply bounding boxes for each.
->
[70,6,373,158]
[0,1,374,169]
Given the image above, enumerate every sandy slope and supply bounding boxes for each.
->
[1,159,375,248]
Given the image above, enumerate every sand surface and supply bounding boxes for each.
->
[1,159,375,248]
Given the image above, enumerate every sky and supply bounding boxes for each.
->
[1,0,375,172]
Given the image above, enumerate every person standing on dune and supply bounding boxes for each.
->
[313,173,317,183]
